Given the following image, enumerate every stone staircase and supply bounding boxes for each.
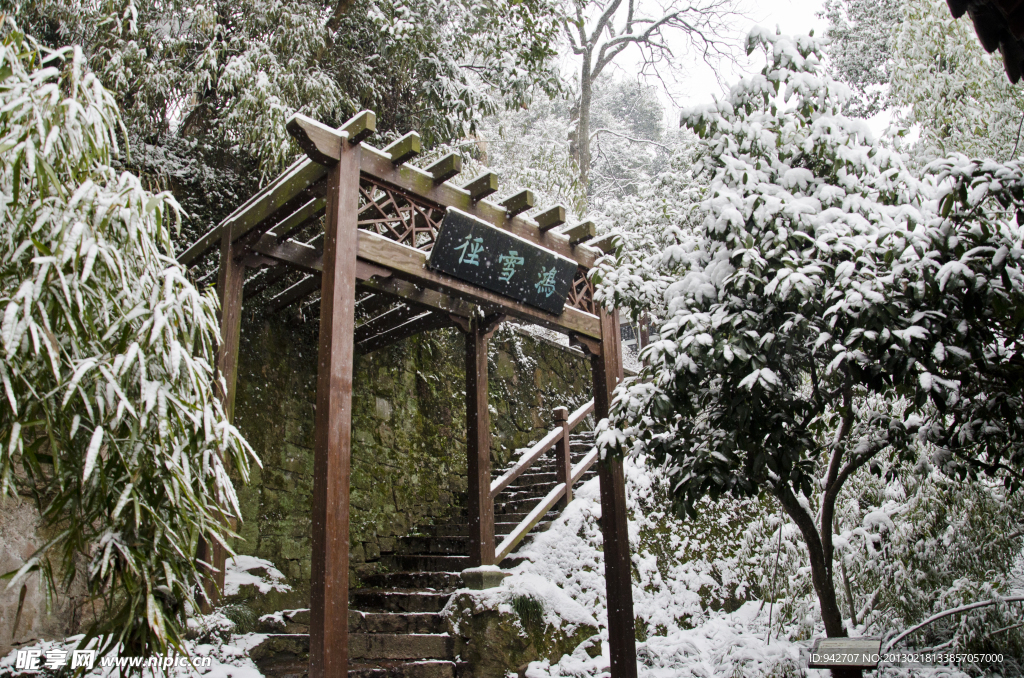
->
[251,431,597,678]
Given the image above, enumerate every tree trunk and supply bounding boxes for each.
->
[577,52,593,199]
[775,487,862,678]
[775,487,847,636]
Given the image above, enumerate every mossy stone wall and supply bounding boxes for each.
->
[230,318,591,610]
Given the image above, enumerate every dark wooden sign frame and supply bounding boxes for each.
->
[177,111,637,678]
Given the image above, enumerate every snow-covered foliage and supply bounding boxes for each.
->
[0,23,254,657]
[890,0,1024,161]
[222,556,291,597]
[0,622,269,678]
[593,25,1024,640]
[4,0,565,176]
[823,0,1024,160]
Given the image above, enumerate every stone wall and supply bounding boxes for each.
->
[0,502,86,658]
[229,317,592,611]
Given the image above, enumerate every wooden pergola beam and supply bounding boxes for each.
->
[360,276,477,319]
[500,189,535,218]
[358,146,599,269]
[535,206,566,232]
[425,153,463,184]
[562,221,596,246]
[270,275,322,313]
[461,172,499,201]
[383,132,421,166]
[253,233,323,274]
[243,265,288,301]
[273,197,326,242]
[178,159,329,266]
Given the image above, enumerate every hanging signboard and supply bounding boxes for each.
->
[428,208,578,315]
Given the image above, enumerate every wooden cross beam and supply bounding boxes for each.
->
[425,153,462,184]
[383,132,421,166]
[534,205,566,232]
[500,189,535,217]
[461,172,499,201]
[562,221,596,246]
[178,158,329,266]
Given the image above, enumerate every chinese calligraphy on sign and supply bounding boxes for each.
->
[498,251,524,282]
[428,207,578,315]
[455,235,484,266]
[535,266,557,297]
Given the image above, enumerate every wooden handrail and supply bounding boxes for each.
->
[492,399,598,563]
[490,399,594,499]
[495,447,601,563]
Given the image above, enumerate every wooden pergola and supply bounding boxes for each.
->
[178,110,637,678]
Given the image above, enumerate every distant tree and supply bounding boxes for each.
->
[561,0,739,198]
[821,0,900,117]
[0,24,254,657]
[587,77,672,208]
[594,27,1024,667]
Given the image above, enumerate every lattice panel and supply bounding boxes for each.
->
[566,266,595,315]
[358,176,444,251]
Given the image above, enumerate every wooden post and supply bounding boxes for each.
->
[197,228,245,612]
[456,314,503,568]
[309,143,361,678]
[553,407,572,508]
[591,307,638,678]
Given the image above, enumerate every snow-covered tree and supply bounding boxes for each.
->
[0,23,254,657]
[4,0,567,252]
[593,26,1024,659]
[7,0,564,171]
[561,0,740,197]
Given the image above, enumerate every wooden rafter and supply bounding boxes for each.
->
[356,311,453,354]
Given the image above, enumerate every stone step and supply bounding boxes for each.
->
[350,633,454,661]
[250,635,458,678]
[382,554,469,572]
[499,484,557,500]
[349,660,465,678]
[350,589,451,613]
[397,536,467,556]
[495,497,555,515]
[360,572,462,591]
[350,611,447,635]
[513,471,558,483]
[422,521,551,538]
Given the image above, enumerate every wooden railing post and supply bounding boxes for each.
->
[456,313,504,568]
[309,142,361,678]
[553,407,572,508]
[591,308,638,678]
[197,227,245,613]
